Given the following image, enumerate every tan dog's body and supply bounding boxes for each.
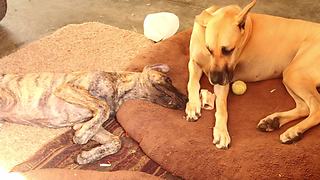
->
[186,0,320,149]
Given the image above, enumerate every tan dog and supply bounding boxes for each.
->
[186,0,320,149]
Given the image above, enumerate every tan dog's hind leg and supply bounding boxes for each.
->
[279,75,320,144]
[259,44,320,143]
[213,84,231,149]
[76,127,121,164]
[54,83,110,145]
[186,61,203,121]
[257,86,309,132]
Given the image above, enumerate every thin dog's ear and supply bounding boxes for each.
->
[143,64,170,73]
[195,5,219,27]
[236,0,256,30]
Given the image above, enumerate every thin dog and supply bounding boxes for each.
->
[186,0,320,149]
[0,64,187,164]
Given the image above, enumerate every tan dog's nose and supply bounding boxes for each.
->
[209,71,224,85]
[209,70,233,85]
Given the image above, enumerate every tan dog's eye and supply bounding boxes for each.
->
[206,46,213,55]
[222,47,235,56]
[238,22,245,30]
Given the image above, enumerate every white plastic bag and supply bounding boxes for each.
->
[143,12,179,42]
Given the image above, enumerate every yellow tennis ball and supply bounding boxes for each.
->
[232,80,247,95]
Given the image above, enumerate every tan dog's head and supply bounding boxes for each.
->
[194,0,256,85]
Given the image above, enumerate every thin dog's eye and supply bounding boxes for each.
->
[206,46,213,55]
[221,47,235,56]
[164,76,172,84]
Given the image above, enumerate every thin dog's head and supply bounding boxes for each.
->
[194,0,256,85]
[139,64,187,109]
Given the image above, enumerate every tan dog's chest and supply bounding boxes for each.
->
[233,13,320,82]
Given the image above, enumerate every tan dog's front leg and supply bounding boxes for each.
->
[213,84,231,149]
[186,60,203,121]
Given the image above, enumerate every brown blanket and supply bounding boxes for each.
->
[116,29,320,179]
[19,169,161,180]
[12,120,179,179]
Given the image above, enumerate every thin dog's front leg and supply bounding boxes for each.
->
[54,83,110,145]
[76,127,121,164]
[186,60,203,121]
[213,84,231,149]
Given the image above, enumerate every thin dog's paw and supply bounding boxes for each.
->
[185,101,201,122]
[76,151,94,165]
[76,138,122,165]
[213,127,231,149]
[73,123,84,131]
[73,131,95,145]
[280,128,303,144]
[257,117,280,132]
[73,136,87,145]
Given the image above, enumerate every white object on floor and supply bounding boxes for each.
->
[200,89,216,110]
[143,12,179,42]
[100,163,112,167]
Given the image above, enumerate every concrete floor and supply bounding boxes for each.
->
[1,0,320,58]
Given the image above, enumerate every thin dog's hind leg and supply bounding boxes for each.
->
[54,83,110,145]
[76,127,121,164]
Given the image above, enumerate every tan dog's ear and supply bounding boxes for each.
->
[195,5,219,27]
[236,0,256,29]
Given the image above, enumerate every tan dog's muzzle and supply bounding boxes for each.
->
[209,69,233,85]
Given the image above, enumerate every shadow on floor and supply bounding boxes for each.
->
[0,25,17,58]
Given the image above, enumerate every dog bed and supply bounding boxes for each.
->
[116,29,320,179]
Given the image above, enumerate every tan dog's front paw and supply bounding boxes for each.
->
[280,127,303,144]
[213,127,231,149]
[185,100,201,121]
